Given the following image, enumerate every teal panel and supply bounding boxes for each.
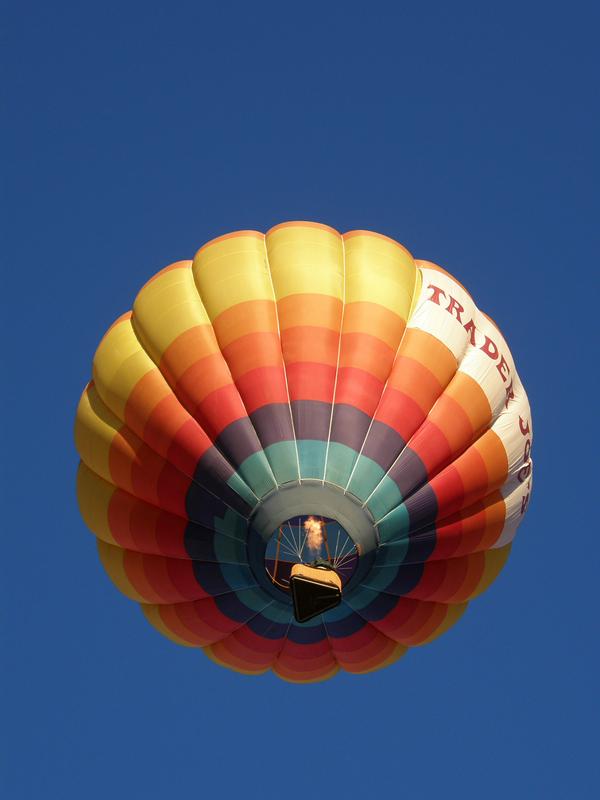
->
[213,533,248,564]
[233,587,279,614]
[219,563,257,591]
[375,539,410,566]
[289,613,324,630]
[346,455,386,502]
[321,600,360,624]
[226,472,258,508]
[235,595,291,623]
[377,505,410,543]
[365,476,403,520]
[215,509,248,542]
[342,586,382,612]
[360,565,402,593]
[264,441,300,485]
[238,451,277,499]
[324,442,358,488]
[257,602,292,625]
[297,440,327,479]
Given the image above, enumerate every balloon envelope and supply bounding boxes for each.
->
[75,222,533,682]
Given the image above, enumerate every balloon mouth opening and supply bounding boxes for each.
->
[248,485,377,603]
[264,515,359,595]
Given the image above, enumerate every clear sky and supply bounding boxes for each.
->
[3,2,598,798]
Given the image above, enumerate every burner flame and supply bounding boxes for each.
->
[303,516,324,554]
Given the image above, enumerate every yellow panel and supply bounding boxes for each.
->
[343,231,416,316]
[76,463,117,545]
[74,383,120,483]
[132,261,211,360]
[266,222,344,300]
[93,314,155,419]
[203,644,269,675]
[407,267,423,321]
[97,539,146,602]
[418,602,468,644]
[274,663,340,683]
[472,544,511,598]
[141,604,197,647]
[376,641,409,670]
[193,232,272,319]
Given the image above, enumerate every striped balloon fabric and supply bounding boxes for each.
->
[75,221,533,682]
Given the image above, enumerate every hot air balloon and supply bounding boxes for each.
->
[75,221,533,682]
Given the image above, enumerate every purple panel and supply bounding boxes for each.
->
[368,562,424,595]
[194,447,253,515]
[215,417,263,466]
[286,620,329,644]
[329,403,371,451]
[387,447,428,497]
[404,484,439,534]
[323,607,369,637]
[185,484,233,527]
[250,403,295,447]
[291,399,331,441]
[349,590,399,623]
[246,612,289,641]
[362,419,406,472]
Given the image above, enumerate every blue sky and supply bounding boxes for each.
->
[3,1,598,797]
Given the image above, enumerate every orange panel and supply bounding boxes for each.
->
[386,356,446,415]
[281,326,339,366]
[221,331,284,376]
[343,301,406,349]
[277,293,342,331]
[212,299,278,347]
[443,372,491,432]
[160,326,220,383]
[339,332,395,380]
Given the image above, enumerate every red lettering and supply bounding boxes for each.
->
[447,296,465,323]
[505,380,515,407]
[463,319,477,346]
[517,415,533,512]
[496,355,510,382]
[481,335,499,359]
[518,463,531,482]
[427,284,446,305]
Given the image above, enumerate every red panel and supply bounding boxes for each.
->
[431,448,490,520]
[213,626,284,669]
[408,421,453,476]
[234,366,289,412]
[430,465,466,521]
[122,550,205,603]
[286,362,336,403]
[334,367,385,417]
[173,597,243,644]
[274,638,338,682]
[375,388,426,441]
[330,629,400,673]
[196,384,248,440]
[144,402,212,475]
[108,428,189,518]
[107,489,189,558]
[430,492,505,560]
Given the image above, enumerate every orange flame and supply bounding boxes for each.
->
[304,516,324,554]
